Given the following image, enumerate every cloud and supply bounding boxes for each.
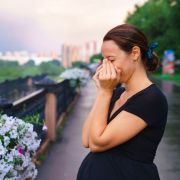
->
[0,0,146,52]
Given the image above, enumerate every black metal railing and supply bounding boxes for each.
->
[0,78,78,141]
[0,74,47,102]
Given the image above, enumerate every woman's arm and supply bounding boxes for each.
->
[89,110,147,153]
[82,64,104,148]
[88,90,112,147]
[82,59,115,149]
[81,104,97,148]
[82,90,112,148]
[86,90,148,153]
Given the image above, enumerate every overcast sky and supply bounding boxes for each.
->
[0,0,146,53]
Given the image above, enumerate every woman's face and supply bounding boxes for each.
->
[101,40,136,83]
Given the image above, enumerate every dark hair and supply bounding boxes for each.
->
[103,24,159,72]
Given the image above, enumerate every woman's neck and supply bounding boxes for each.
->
[124,68,152,94]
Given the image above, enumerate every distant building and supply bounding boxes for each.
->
[0,51,61,65]
[0,41,98,67]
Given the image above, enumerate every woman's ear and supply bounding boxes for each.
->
[131,46,141,61]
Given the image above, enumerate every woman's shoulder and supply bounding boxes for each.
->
[142,84,168,106]
[131,83,168,118]
[124,84,168,127]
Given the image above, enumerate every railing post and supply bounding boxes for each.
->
[33,77,57,142]
[45,91,57,141]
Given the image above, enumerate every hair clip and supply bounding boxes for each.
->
[147,42,158,59]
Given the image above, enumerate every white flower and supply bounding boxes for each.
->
[0,114,41,180]
[0,159,7,171]
[0,141,6,156]
[3,136,10,147]
[9,130,18,139]
[42,124,48,131]
[0,159,13,179]
[25,123,34,133]
[60,67,91,86]
[0,171,6,179]
[22,162,38,180]
[4,152,14,162]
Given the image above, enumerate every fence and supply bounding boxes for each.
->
[0,78,78,142]
[0,74,47,102]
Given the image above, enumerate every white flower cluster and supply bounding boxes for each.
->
[60,68,91,86]
[0,114,41,180]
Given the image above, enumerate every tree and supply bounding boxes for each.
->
[39,61,63,75]
[90,53,103,63]
[24,59,35,67]
[126,0,180,58]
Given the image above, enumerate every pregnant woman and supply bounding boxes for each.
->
[76,24,168,180]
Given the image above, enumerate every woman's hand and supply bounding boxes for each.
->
[92,64,103,89]
[93,59,121,93]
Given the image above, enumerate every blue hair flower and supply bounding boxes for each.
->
[147,42,158,59]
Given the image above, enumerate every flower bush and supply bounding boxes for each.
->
[0,114,41,180]
[60,68,91,87]
[23,113,44,139]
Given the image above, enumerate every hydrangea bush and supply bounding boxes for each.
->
[0,114,41,180]
[60,68,91,87]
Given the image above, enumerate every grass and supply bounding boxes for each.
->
[56,126,65,137]
[37,154,47,162]
[152,73,180,84]
[49,75,65,83]
[0,75,64,84]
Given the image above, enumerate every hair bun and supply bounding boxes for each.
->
[145,52,159,72]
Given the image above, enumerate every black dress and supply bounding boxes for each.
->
[76,83,168,180]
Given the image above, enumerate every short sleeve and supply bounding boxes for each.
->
[123,90,168,127]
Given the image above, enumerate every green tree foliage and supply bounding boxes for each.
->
[0,59,64,82]
[39,61,64,76]
[51,59,62,66]
[126,0,180,58]
[0,60,19,67]
[0,66,22,82]
[90,53,103,63]
[23,59,35,67]
[72,61,88,68]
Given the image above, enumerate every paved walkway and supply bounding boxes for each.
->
[36,79,180,180]
[154,80,180,180]
[36,80,96,180]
